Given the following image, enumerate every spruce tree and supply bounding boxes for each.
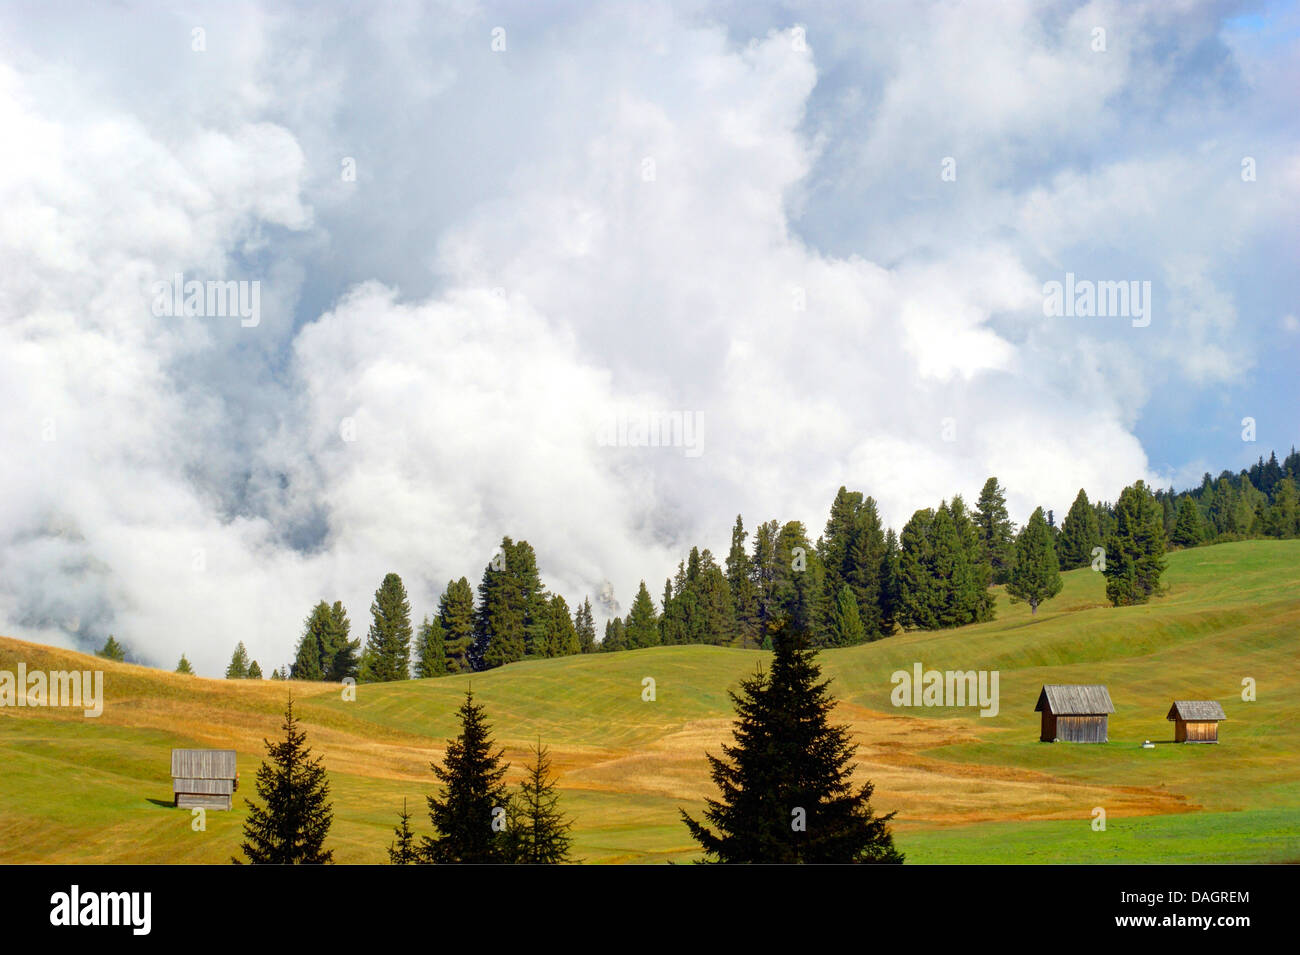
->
[773,521,824,639]
[829,584,867,646]
[236,698,334,864]
[420,690,512,864]
[474,538,545,669]
[291,602,330,681]
[323,601,360,683]
[1058,489,1101,570]
[681,618,902,863]
[1006,507,1063,614]
[974,477,1015,584]
[725,515,760,648]
[878,528,901,636]
[247,660,263,680]
[388,799,418,864]
[226,642,250,679]
[414,616,449,678]
[362,573,413,682]
[503,741,574,864]
[1170,496,1204,547]
[601,617,626,651]
[175,654,194,675]
[1103,480,1168,606]
[624,581,661,648]
[574,598,597,653]
[438,578,476,673]
[97,635,127,662]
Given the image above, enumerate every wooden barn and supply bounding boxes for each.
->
[1167,700,1226,743]
[1035,684,1115,743]
[171,749,238,810]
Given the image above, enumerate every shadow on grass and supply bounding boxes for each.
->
[146,798,175,808]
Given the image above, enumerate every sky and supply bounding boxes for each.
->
[0,0,1296,675]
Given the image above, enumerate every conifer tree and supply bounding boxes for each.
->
[323,601,360,682]
[725,515,760,648]
[773,521,824,639]
[270,668,284,681]
[601,617,626,652]
[574,598,597,653]
[175,654,194,675]
[362,573,413,682]
[247,660,263,680]
[98,635,127,662]
[1058,489,1101,569]
[414,616,448,678]
[388,799,418,864]
[291,602,330,681]
[974,477,1015,584]
[544,594,581,657]
[681,618,902,863]
[624,581,661,648]
[1103,480,1168,606]
[236,698,334,864]
[420,690,512,864]
[503,741,574,864]
[751,520,781,644]
[1006,507,1063,614]
[878,528,901,636]
[696,563,736,645]
[438,578,476,673]
[474,538,545,669]
[1170,496,1204,547]
[829,584,867,646]
[226,642,251,679]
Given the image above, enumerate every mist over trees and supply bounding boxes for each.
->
[238,447,1298,679]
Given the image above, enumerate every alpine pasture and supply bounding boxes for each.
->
[1,540,1297,864]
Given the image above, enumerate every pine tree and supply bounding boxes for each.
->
[270,668,284,681]
[1058,489,1101,570]
[235,698,334,864]
[247,660,263,680]
[974,477,1015,584]
[878,528,901,636]
[1006,507,1063,615]
[438,578,476,673]
[681,618,902,863]
[773,521,824,639]
[574,598,597,653]
[751,519,781,645]
[420,690,512,864]
[414,616,448,678]
[503,741,574,864]
[897,508,940,630]
[388,799,418,864]
[175,654,194,675]
[97,635,126,662]
[1103,480,1168,606]
[361,573,413,682]
[226,642,250,679]
[1170,496,1204,547]
[696,563,736,645]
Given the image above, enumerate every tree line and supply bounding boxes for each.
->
[181,446,1295,679]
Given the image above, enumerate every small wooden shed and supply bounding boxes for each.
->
[1167,701,1225,743]
[171,749,238,810]
[1035,684,1114,743]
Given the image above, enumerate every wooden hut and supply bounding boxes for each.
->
[171,749,237,810]
[1167,700,1225,743]
[1034,684,1114,743]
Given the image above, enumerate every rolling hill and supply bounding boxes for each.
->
[2,539,1298,863]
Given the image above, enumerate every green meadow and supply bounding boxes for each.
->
[2,540,1297,863]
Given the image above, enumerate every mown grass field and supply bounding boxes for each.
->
[2,540,1297,863]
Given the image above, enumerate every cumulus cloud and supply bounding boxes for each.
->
[0,2,1295,674]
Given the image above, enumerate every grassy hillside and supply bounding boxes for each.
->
[2,540,1298,863]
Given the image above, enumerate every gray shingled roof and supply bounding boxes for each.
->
[1167,700,1226,722]
[1034,684,1115,715]
[171,749,237,779]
